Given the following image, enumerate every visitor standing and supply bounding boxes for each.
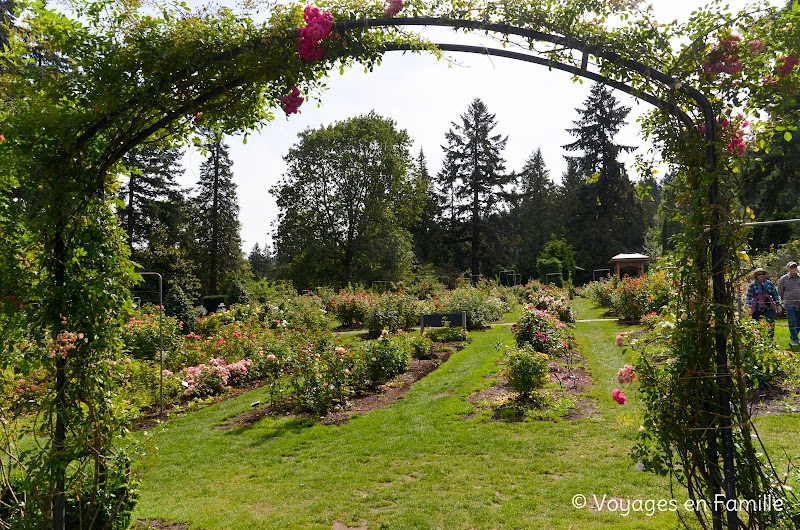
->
[746,267,782,337]
[779,261,800,346]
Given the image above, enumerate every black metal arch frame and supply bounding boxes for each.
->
[334,16,737,529]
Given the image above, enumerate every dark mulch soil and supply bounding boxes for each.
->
[467,350,597,421]
[132,519,189,530]
[748,385,800,416]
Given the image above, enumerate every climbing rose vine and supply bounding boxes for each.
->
[702,35,743,76]
[297,6,333,60]
[278,86,304,114]
[384,0,404,17]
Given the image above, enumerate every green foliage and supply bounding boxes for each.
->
[224,276,249,306]
[272,112,423,289]
[738,317,783,389]
[438,286,507,330]
[580,277,618,308]
[424,321,467,342]
[354,332,414,389]
[536,257,563,287]
[504,345,550,396]
[540,237,576,283]
[365,292,422,336]
[164,284,196,333]
[121,305,183,361]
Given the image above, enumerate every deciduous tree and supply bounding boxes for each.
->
[272,112,423,288]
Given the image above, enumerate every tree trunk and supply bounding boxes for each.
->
[210,137,220,293]
[471,181,479,279]
[127,176,135,254]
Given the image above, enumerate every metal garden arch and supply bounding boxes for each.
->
[333,15,735,528]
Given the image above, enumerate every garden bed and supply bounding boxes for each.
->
[467,350,597,421]
[212,340,468,429]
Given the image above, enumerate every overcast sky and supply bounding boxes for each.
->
[177,0,754,253]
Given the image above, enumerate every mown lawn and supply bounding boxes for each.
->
[131,298,800,529]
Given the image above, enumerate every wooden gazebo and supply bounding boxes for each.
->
[609,253,650,278]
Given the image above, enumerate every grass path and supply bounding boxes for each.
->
[132,299,799,529]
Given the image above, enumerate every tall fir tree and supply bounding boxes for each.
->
[411,149,451,268]
[438,98,510,278]
[512,148,557,281]
[740,99,800,250]
[562,83,645,282]
[118,144,185,253]
[191,131,244,295]
[248,242,274,279]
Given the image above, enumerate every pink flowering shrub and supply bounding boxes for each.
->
[615,332,625,347]
[327,290,375,326]
[121,304,182,360]
[384,0,404,17]
[297,6,333,60]
[639,311,660,330]
[524,285,576,323]
[278,86,304,114]
[748,40,765,56]
[513,305,571,358]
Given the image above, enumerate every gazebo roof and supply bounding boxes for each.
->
[610,253,650,262]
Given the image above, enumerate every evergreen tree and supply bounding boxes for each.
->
[562,83,645,282]
[438,98,510,278]
[0,0,17,51]
[411,149,451,268]
[191,131,244,295]
[118,144,185,252]
[135,226,202,303]
[248,242,274,279]
[513,148,557,281]
[740,103,800,250]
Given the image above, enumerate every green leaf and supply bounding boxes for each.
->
[785,132,793,142]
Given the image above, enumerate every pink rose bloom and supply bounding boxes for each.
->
[278,86,304,114]
[266,353,276,361]
[748,40,765,55]
[617,364,636,384]
[612,389,626,405]
[615,332,625,347]
[384,0,404,17]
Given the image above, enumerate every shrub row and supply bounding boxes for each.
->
[581,271,672,322]
[325,285,508,332]
[506,302,573,396]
